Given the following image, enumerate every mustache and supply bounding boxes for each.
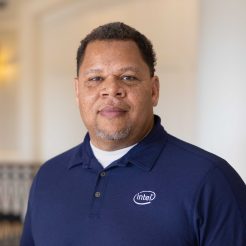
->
[98,100,130,112]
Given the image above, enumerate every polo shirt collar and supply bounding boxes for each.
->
[68,115,168,171]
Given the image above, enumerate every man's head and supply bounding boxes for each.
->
[76,22,156,77]
[75,22,159,150]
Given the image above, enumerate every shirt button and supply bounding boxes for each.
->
[100,171,106,177]
[95,192,101,198]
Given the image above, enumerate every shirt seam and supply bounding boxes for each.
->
[212,165,246,229]
[190,165,217,237]
[167,135,223,164]
[191,164,246,240]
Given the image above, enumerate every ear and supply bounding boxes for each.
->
[74,77,79,106]
[151,76,160,107]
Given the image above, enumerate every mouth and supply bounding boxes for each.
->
[98,106,128,118]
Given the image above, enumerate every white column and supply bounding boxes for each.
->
[197,0,246,181]
[17,0,72,162]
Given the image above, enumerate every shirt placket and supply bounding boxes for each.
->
[89,170,108,218]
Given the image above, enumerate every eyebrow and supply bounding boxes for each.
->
[117,66,140,73]
[82,66,140,76]
[83,68,103,76]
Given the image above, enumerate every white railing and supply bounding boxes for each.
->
[0,164,38,221]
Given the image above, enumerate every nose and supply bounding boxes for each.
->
[100,76,126,98]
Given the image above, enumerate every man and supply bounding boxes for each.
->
[21,22,246,245]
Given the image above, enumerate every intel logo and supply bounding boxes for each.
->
[133,191,156,205]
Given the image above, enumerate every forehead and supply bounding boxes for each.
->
[79,40,148,74]
[85,39,140,53]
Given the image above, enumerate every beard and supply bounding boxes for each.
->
[95,123,131,141]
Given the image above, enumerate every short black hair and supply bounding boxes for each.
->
[76,22,157,77]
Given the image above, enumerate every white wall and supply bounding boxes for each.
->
[197,0,246,181]
[1,0,245,182]
[0,15,19,161]
[38,0,198,160]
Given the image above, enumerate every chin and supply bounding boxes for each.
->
[95,127,131,141]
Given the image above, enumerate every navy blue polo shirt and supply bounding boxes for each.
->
[21,116,246,245]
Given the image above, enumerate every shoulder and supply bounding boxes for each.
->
[37,143,83,178]
[166,134,246,223]
[164,133,235,174]
[162,133,246,201]
[167,134,223,164]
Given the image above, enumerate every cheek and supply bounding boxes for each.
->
[78,92,98,116]
[78,98,95,129]
[128,89,153,112]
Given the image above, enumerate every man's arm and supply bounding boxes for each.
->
[20,176,37,246]
[193,162,246,245]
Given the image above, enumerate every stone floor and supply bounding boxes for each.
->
[0,221,22,246]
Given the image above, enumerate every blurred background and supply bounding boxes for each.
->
[0,0,246,244]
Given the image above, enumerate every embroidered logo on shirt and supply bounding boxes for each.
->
[133,191,156,205]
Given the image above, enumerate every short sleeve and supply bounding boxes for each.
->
[193,162,246,245]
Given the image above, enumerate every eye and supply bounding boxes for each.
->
[85,76,104,87]
[121,75,138,82]
[88,76,104,82]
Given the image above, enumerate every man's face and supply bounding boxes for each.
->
[75,40,159,150]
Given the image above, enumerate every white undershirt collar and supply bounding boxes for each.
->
[90,141,137,168]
